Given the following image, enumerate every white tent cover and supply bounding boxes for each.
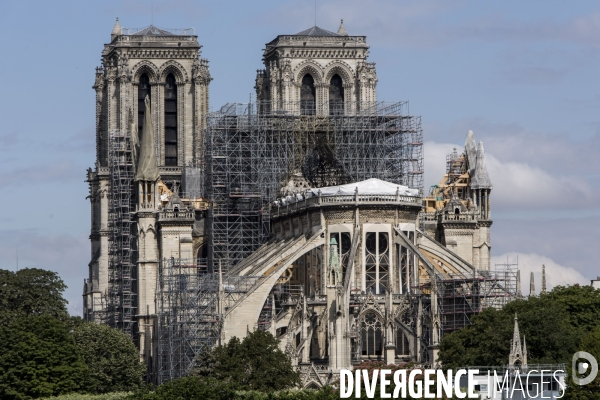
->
[309,178,419,197]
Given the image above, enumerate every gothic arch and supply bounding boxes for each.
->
[131,60,159,83]
[159,60,188,84]
[357,306,384,322]
[293,60,324,85]
[323,61,354,85]
[358,309,385,358]
[304,381,322,390]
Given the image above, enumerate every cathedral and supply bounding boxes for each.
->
[83,19,517,386]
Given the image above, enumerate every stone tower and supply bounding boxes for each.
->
[83,19,211,366]
[255,20,377,115]
[423,130,493,270]
[92,19,210,168]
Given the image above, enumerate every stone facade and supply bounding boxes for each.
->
[83,20,211,366]
[84,20,504,384]
[255,22,377,114]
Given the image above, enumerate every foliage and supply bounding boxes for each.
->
[235,386,339,399]
[0,268,68,325]
[565,325,600,400]
[126,377,235,400]
[126,378,338,400]
[72,320,146,394]
[438,286,596,369]
[191,330,301,391]
[41,393,130,400]
[0,315,89,400]
[546,285,600,333]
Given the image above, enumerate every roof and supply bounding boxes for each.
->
[132,25,174,36]
[337,20,348,36]
[293,25,342,37]
[111,18,122,36]
[310,178,419,197]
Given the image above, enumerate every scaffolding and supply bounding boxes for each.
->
[156,100,424,380]
[156,257,264,384]
[107,130,137,338]
[434,267,518,333]
[206,100,423,272]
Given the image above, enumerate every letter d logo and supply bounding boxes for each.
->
[572,351,598,386]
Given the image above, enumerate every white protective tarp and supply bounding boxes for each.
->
[309,178,419,197]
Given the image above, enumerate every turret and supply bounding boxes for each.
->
[111,17,122,41]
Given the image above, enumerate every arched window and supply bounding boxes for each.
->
[361,312,383,358]
[300,74,316,115]
[330,232,352,283]
[164,74,178,166]
[329,74,344,115]
[138,74,151,140]
[365,232,390,294]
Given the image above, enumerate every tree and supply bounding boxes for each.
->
[0,315,89,399]
[438,295,577,369]
[72,321,146,394]
[545,285,600,333]
[0,268,68,325]
[192,330,301,392]
[127,377,236,400]
[565,325,600,400]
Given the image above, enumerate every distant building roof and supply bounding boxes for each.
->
[293,25,342,37]
[131,25,175,36]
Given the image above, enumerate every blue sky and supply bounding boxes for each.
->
[0,0,598,314]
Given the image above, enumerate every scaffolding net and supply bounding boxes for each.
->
[182,163,205,199]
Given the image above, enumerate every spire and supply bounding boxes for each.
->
[470,141,492,189]
[337,19,348,36]
[111,17,122,40]
[530,271,535,297]
[134,96,160,182]
[541,265,547,295]
[516,269,522,298]
[509,313,526,367]
[464,130,477,175]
